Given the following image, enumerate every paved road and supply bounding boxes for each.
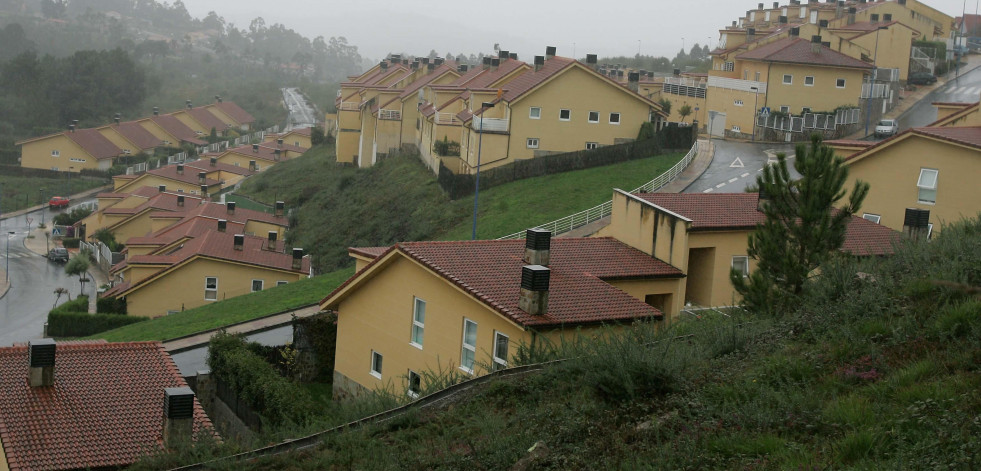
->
[282,87,318,130]
[684,139,797,194]
[0,207,96,347]
[898,66,981,132]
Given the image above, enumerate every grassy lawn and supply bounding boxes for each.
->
[0,175,108,214]
[91,267,353,342]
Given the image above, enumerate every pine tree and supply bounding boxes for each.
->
[731,135,869,313]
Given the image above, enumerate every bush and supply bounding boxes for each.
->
[96,296,128,314]
[61,237,80,248]
[47,297,146,336]
[53,207,92,226]
[433,137,460,157]
[51,295,89,315]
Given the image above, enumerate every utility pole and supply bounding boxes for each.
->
[471,101,496,240]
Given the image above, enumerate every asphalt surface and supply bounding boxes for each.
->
[684,139,797,194]
[0,206,96,347]
[282,87,318,130]
[898,66,981,131]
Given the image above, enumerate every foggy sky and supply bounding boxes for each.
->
[182,0,978,63]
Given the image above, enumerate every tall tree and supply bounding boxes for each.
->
[731,135,870,312]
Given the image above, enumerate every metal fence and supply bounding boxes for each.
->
[497,140,700,239]
[755,108,860,132]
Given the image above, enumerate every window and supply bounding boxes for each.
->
[293,141,300,147]
[461,319,477,374]
[51,150,60,157]
[410,297,425,348]
[782,74,793,84]
[277,280,288,286]
[587,111,599,123]
[732,125,741,132]
[167,310,179,316]
[802,107,812,114]
[526,138,539,149]
[724,61,734,72]
[69,158,86,163]
[779,106,790,113]
[492,332,509,371]
[862,213,881,224]
[917,168,938,204]
[586,142,598,150]
[407,370,421,397]
[251,280,263,292]
[529,107,541,119]
[559,109,571,121]
[734,99,744,106]
[732,256,749,277]
[205,277,217,300]
[804,76,815,86]
[836,78,846,88]
[370,351,383,379]
[609,112,621,124]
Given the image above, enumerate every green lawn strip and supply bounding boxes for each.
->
[438,152,684,240]
[90,267,353,342]
[0,175,107,214]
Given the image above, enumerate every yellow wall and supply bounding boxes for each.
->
[264,132,312,149]
[109,210,160,242]
[171,111,209,136]
[846,26,915,81]
[205,105,240,129]
[97,127,139,155]
[115,174,206,194]
[214,153,275,172]
[845,135,981,234]
[705,86,762,136]
[764,63,866,115]
[123,257,305,317]
[136,119,179,146]
[608,278,687,318]
[687,231,756,307]
[19,134,108,172]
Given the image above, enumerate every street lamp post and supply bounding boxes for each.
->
[6,231,14,284]
[471,101,496,240]
[864,26,888,137]
[68,167,74,197]
[40,188,45,226]
[750,86,759,142]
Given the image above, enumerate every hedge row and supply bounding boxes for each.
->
[47,311,146,337]
[0,164,111,180]
[437,126,695,199]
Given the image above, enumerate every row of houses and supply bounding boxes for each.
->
[332,47,670,174]
[15,99,256,173]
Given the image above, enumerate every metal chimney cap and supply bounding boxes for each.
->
[163,387,196,420]
[28,339,56,368]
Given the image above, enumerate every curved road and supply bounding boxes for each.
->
[684,139,797,194]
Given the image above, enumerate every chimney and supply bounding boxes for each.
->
[410,61,419,70]
[518,265,550,315]
[176,164,184,175]
[617,70,625,80]
[903,208,930,241]
[835,0,843,18]
[779,15,788,23]
[586,54,598,70]
[214,95,220,103]
[380,61,388,70]
[158,185,166,192]
[153,106,159,116]
[227,201,235,214]
[811,35,823,53]
[252,143,259,153]
[458,64,468,72]
[114,116,121,125]
[210,156,217,167]
[68,124,75,133]
[200,185,208,198]
[898,0,905,5]
[249,160,256,172]
[790,27,801,36]
[267,231,277,251]
[848,6,856,24]
[870,14,879,23]
[883,13,892,22]
[673,68,681,76]
[523,228,551,265]
[545,46,556,60]
[773,1,779,8]
[499,50,509,60]
[482,56,491,70]
[198,172,206,185]
[747,27,756,41]
[758,2,764,10]
[427,63,434,71]
[490,58,499,72]
[28,339,56,387]
[277,138,284,148]
[73,119,78,128]
[757,187,769,212]
[509,53,517,60]
[628,72,640,92]
[275,201,285,217]
[534,55,545,72]
[185,99,192,109]
[292,248,304,270]
[217,219,227,232]
[233,234,244,251]
[421,57,430,65]
[177,195,185,207]
[162,387,195,448]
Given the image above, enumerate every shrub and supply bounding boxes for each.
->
[47,309,146,337]
[61,237,80,248]
[53,207,92,226]
[96,296,127,314]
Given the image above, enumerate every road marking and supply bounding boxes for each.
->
[729,157,745,168]
[962,87,980,96]
[757,168,764,172]
[702,188,714,193]
[741,172,750,178]
[728,177,738,183]
[951,86,966,94]
[715,182,726,188]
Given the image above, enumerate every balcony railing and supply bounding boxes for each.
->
[471,116,508,132]
[707,76,768,93]
[435,112,462,125]
[379,109,402,120]
[339,102,360,111]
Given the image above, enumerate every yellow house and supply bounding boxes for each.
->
[264,126,314,149]
[827,18,919,81]
[929,101,979,127]
[207,100,256,131]
[83,189,206,243]
[842,125,981,235]
[113,162,223,194]
[319,232,685,398]
[208,142,307,171]
[96,120,164,156]
[170,105,231,137]
[138,114,208,147]
[17,128,122,172]
[103,230,310,317]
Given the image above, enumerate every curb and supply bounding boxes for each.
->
[678,139,716,193]
[0,184,112,222]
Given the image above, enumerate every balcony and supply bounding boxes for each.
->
[663,77,707,98]
[471,116,508,132]
[379,109,402,120]
[707,76,768,93]
[339,102,360,111]
[435,112,462,125]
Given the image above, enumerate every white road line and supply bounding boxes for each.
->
[741,172,751,178]
[703,188,714,193]
[728,177,738,183]
[951,86,967,94]
[963,87,980,96]
[715,182,726,188]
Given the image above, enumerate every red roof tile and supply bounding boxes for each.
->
[399,64,458,99]
[150,115,207,145]
[211,101,255,125]
[499,57,576,102]
[0,341,212,471]
[145,164,222,187]
[65,129,123,160]
[911,126,981,148]
[110,121,164,150]
[326,238,682,327]
[184,158,258,177]
[222,142,308,162]
[825,139,874,147]
[737,37,873,69]
[184,107,229,131]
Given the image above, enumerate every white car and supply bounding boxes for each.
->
[874,119,898,138]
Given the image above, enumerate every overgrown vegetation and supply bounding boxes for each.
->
[52,207,92,226]
[46,295,145,337]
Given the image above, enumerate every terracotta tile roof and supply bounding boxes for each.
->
[499,57,576,102]
[211,101,255,125]
[103,192,205,217]
[840,214,902,256]
[145,164,222,187]
[184,107,229,131]
[737,37,873,69]
[150,115,207,145]
[399,64,458,99]
[222,143,308,162]
[65,129,123,160]
[184,158,258,176]
[825,139,874,147]
[0,341,212,471]
[95,192,128,199]
[123,217,246,247]
[110,121,164,150]
[911,126,981,148]
[326,238,682,327]
[280,126,313,137]
[830,20,901,33]
[928,102,978,127]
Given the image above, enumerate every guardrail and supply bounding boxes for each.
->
[497,140,700,240]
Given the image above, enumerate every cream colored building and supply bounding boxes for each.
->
[17,128,122,172]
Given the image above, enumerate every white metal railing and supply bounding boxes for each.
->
[861,82,891,99]
[339,102,360,111]
[707,76,768,93]
[436,112,462,125]
[664,77,707,88]
[498,141,700,239]
[873,68,900,82]
[471,116,508,132]
[379,109,402,120]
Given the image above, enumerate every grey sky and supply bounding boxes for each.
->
[183,0,977,62]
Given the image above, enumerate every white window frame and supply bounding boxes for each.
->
[724,61,734,72]
[492,331,509,371]
[732,125,741,132]
[529,107,541,119]
[917,168,938,204]
[526,138,539,149]
[51,150,60,157]
[370,350,383,379]
[559,109,571,121]
[609,112,621,125]
[804,76,815,86]
[862,213,881,224]
[410,297,425,349]
[587,111,599,123]
[407,370,421,398]
[836,78,846,88]
[782,74,793,84]
[779,106,790,113]
[205,277,218,300]
[732,256,749,278]
[585,142,598,150]
[251,279,263,292]
[460,319,477,374]
[734,99,744,106]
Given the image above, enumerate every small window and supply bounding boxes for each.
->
[734,99,744,106]
[461,319,477,374]
[294,141,300,147]
[802,107,812,114]
[529,107,541,119]
[836,78,846,88]
[609,112,621,124]
[804,76,815,86]
[407,370,421,397]
[205,277,218,300]
[277,280,288,286]
[370,351,383,379]
[492,332,509,371]
[526,138,539,149]
[51,150,60,157]
[862,213,881,224]
[917,168,938,204]
[586,142,598,150]
[755,71,761,81]
[559,109,571,121]
[167,310,179,316]
[410,297,425,348]
[732,256,749,277]
[782,74,793,84]
[724,61,734,71]
[732,125,741,132]
[779,106,790,113]
[251,280,263,292]
[587,111,599,123]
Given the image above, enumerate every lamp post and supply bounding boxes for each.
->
[471,101,496,240]
[6,231,14,284]
[68,167,74,197]
[40,188,45,226]
[864,26,889,137]
[750,86,759,142]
